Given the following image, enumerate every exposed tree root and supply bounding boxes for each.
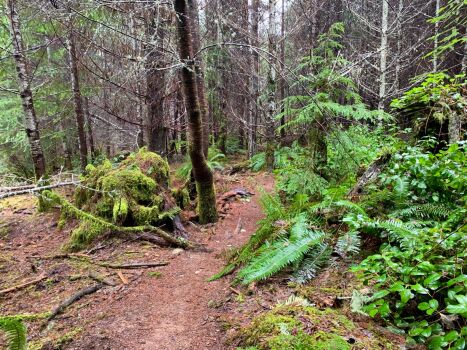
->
[48,284,103,321]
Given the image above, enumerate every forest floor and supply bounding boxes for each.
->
[0,169,405,349]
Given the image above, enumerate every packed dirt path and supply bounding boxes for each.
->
[66,172,275,350]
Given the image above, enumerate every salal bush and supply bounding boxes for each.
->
[354,140,466,350]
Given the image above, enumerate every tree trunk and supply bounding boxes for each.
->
[146,5,168,156]
[248,0,260,158]
[378,0,389,110]
[188,0,210,158]
[279,0,286,142]
[67,18,88,170]
[265,0,277,170]
[84,97,95,158]
[433,0,441,72]
[6,0,46,180]
[174,0,218,224]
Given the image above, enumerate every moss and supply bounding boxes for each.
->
[66,221,107,251]
[132,204,160,225]
[196,181,218,224]
[237,304,388,350]
[121,147,170,187]
[57,210,68,230]
[172,187,190,209]
[112,197,129,224]
[41,149,186,250]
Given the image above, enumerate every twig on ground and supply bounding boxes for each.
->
[0,274,47,296]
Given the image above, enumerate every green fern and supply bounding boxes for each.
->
[291,243,332,284]
[334,231,361,258]
[391,203,451,220]
[0,317,27,350]
[237,215,325,284]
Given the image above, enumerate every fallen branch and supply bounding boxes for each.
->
[28,254,168,270]
[0,274,47,296]
[97,262,168,269]
[48,284,103,321]
[0,181,80,200]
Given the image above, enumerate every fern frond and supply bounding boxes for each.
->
[237,231,324,284]
[0,317,27,350]
[391,203,451,220]
[333,200,368,216]
[368,219,418,241]
[334,232,361,258]
[291,243,332,284]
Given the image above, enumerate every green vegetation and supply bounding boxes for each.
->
[42,148,184,250]
[0,316,28,350]
[235,299,394,350]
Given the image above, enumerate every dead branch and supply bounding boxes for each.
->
[97,262,169,269]
[27,254,168,270]
[0,274,47,296]
[0,181,80,200]
[48,284,103,321]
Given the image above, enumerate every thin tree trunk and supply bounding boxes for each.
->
[174,0,218,224]
[265,0,277,170]
[6,0,46,180]
[279,0,286,142]
[433,0,440,71]
[188,0,210,158]
[248,0,260,158]
[378,0,389,110]
[146,5,167,155]
[67,18,88,170]
[84,97,95,158]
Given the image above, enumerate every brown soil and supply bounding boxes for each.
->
[0,171,275,350]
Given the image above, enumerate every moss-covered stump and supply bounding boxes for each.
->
[48,148,188,251]
[236,302,399,350]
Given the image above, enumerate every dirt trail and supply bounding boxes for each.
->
[66,172,275,350]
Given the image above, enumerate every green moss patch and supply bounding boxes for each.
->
[44,148,182,251]
[237,303,395,350]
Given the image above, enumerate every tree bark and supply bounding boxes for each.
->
[174,0,218,224]
[188,0,210,158]
[279,0,286,142]
[265,0,277,170]
[378,0,389,110]
[146,5,168,156]
[248,0,260,158]
[84,97,95,158]
[6,0,46,180]
[67,18,88,170]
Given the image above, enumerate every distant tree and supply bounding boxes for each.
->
[6,0,46,180]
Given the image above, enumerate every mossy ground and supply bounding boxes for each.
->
[236,302,396,350]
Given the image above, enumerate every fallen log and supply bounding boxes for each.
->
[348,153,392,198]
[42,191,194,249]
[48,284,103,321]
[0,274,47,296]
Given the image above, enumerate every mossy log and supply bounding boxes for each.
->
[42,190,192,249]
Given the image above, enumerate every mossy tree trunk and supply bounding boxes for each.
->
[174,0,218,224]
[7,0,46,180]
[187,0,210,158]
